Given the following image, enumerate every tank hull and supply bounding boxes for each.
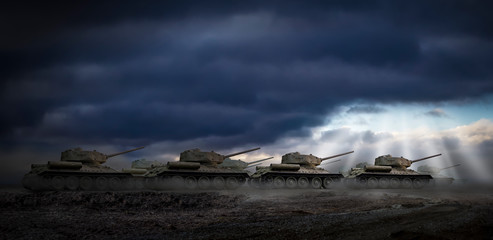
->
[22,164,146,191]
[144,165,250,190]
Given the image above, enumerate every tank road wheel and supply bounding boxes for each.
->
[412,178,425,189]
[367,177,379,188]
[262,176,274,188]
[389,178,400,188]
[80,177,93,190]
[401,178,413,188]
[285,177,297,189]
[273,176,285,188]
[297,177,309,188]
[109,177,122,190]
[50,176,65,190]
[198,177,211,189]
[248,178,260,188]
[357,178,367,188]
[185,177,198,189]
[65,176,79,190]
[95,177,109,191]
[171,176,185,189]
[238,177,247,185]
[213,176,226,189]
[378,178,390,188]
[226,177,240,189]
[323,178,332,188]
[311,177,322,189]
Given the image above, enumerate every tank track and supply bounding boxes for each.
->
[347,173,432,189]
[22,172,145,191]
[250,173,344,189]
[147,171,250,190]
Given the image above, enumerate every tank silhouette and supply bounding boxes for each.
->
[144,147,261,190]
[417,164,460,185]
[346,153,442,188]
[249,151,354,189]
[22,146,145,191]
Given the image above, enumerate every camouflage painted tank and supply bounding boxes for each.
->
[144,147,260,190]
[250,151,354,189]
[417,164,460,185]
[22,147,145,191]
[346,154,442,188]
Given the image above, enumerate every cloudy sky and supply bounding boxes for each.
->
[1,1,492,184]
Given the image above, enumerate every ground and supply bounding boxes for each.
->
[1,185,492,239]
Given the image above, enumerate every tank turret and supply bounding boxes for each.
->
[281,151,354,167]
[180,147,261,164]
[60,146,145,165]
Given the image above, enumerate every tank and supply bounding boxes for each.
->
[144,147,261,190]
[346,153,442,188]
[22,146,145,191]
[249,151,354,189]
[417,164,460,185]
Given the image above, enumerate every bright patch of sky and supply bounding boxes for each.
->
[316,95,493,136]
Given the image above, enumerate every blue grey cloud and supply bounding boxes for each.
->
[1,0,492,150]
[346,105,386,114]
[425,109,449,118]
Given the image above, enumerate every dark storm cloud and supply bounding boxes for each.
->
[1,0,493,150]
[346,105,386,114]
[424,109,449,118]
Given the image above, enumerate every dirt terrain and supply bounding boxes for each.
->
[1,185,492,239]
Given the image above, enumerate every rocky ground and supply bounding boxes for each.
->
[0,185,492,239]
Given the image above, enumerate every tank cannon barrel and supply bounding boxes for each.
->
[440,163,461,171]
[106,146,145,158]
[410,153,442,163]
[321,151,354,161]
[224,147,261,158]
[247,157,274,165]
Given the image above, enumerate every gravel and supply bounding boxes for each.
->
[0,186,492,239]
